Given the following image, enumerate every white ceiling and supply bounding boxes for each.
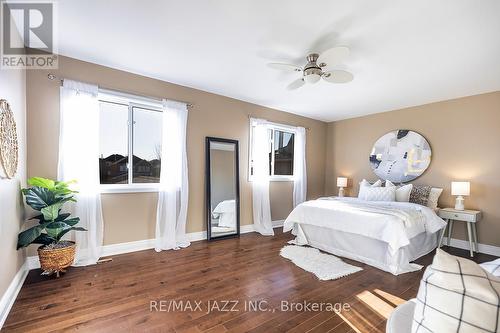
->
[54,0,500,122]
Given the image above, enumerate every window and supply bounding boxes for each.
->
[132,107,162,183]
[273,129,294,176]
[99,102,129,184]
[249,123,295,180]
[98,91,163,190]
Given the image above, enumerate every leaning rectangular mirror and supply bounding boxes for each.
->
[206,137,240,240]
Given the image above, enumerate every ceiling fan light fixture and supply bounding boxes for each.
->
[303,65,322,84]
[304,73,321,84]
[267,47,353,89]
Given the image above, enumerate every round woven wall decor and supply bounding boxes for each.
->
[0,99,19,178]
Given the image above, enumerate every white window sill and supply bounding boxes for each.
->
[270,176,294,182]
[100,184,159,194]
[248,176,295,182]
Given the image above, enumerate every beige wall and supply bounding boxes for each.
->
[325,91,500,247]
[26,56,498,252]
[26,56,327,249]
[0,69,27,299]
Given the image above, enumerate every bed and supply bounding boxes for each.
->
[283,197,446,275]
[212,199,236,229]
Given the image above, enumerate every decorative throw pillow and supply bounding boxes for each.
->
[359,179,382,188]
[358,179,382,199]
[409,185,432,206]
[358,179,382,200]
[385,180,395,187]
[359,186,396,202]
[426,187,443,210]
[412,249,500,333]
[480,259,500,277]
[385,180,413,202]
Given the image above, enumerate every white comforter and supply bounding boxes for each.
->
[283,197,445,253]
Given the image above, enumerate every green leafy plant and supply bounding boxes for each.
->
[17,177,86,249]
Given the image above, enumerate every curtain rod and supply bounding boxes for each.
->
[47,73,194,108]
[248,115,310,130]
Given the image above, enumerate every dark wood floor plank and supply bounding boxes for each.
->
[3,230,494,332]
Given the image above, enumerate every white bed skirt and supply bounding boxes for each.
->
[291,224,439,275]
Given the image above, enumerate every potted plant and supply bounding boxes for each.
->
[17,177,86,277]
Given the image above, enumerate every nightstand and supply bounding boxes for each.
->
[438,208,482,257]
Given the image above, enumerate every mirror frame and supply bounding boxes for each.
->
[205,136,240,241]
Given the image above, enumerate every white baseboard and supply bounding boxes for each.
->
[101,238,156,257]
[272,219,284,228]
[26,256,40,271]
[0,262,29,330]
[25,221,282,270]
[240,224,256,233]
[442,237,500,257]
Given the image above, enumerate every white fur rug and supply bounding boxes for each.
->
[280,245,362,280]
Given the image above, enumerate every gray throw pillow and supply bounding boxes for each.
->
[409,185,431,206]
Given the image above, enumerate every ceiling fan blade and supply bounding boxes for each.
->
[287,78,305,90]
[267,63,302,72]
[322,70,354,83]
[317,46,349,68]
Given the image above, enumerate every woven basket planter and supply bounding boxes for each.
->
[38,241,76,277]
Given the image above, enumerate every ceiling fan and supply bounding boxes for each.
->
[267,46,353,90]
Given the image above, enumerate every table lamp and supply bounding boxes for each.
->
[337,177,348,197]
[451,181,470,210]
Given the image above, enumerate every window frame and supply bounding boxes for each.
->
[98,89,163,193]
[248,121,297,182]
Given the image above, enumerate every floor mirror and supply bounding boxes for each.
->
[205,137,240,240]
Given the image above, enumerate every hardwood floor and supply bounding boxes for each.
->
[3,230,495,333]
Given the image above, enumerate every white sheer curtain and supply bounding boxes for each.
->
[155,100,190,251]
[58,79,103,266]
[251,118,274,236]
[293,127,307,207]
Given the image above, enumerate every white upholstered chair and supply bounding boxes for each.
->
[387,257,500,333]
[386,299,416,333]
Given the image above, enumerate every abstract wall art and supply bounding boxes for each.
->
[369,130,431,183]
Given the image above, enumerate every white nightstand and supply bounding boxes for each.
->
[438,208,482,257]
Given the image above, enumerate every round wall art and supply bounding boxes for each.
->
[0,99,19,178]
[369,129,431,183]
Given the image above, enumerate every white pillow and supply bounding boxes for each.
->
[385,180,413,202]
[359,186,396,202]
[426,187,443,210]
[358,179,382,200]
[359,179,382,188]
[412,249,500,333]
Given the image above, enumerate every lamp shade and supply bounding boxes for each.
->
[337,177,348,188]
[451,181,470,196]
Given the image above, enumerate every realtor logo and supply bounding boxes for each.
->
[1,0,57,69]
